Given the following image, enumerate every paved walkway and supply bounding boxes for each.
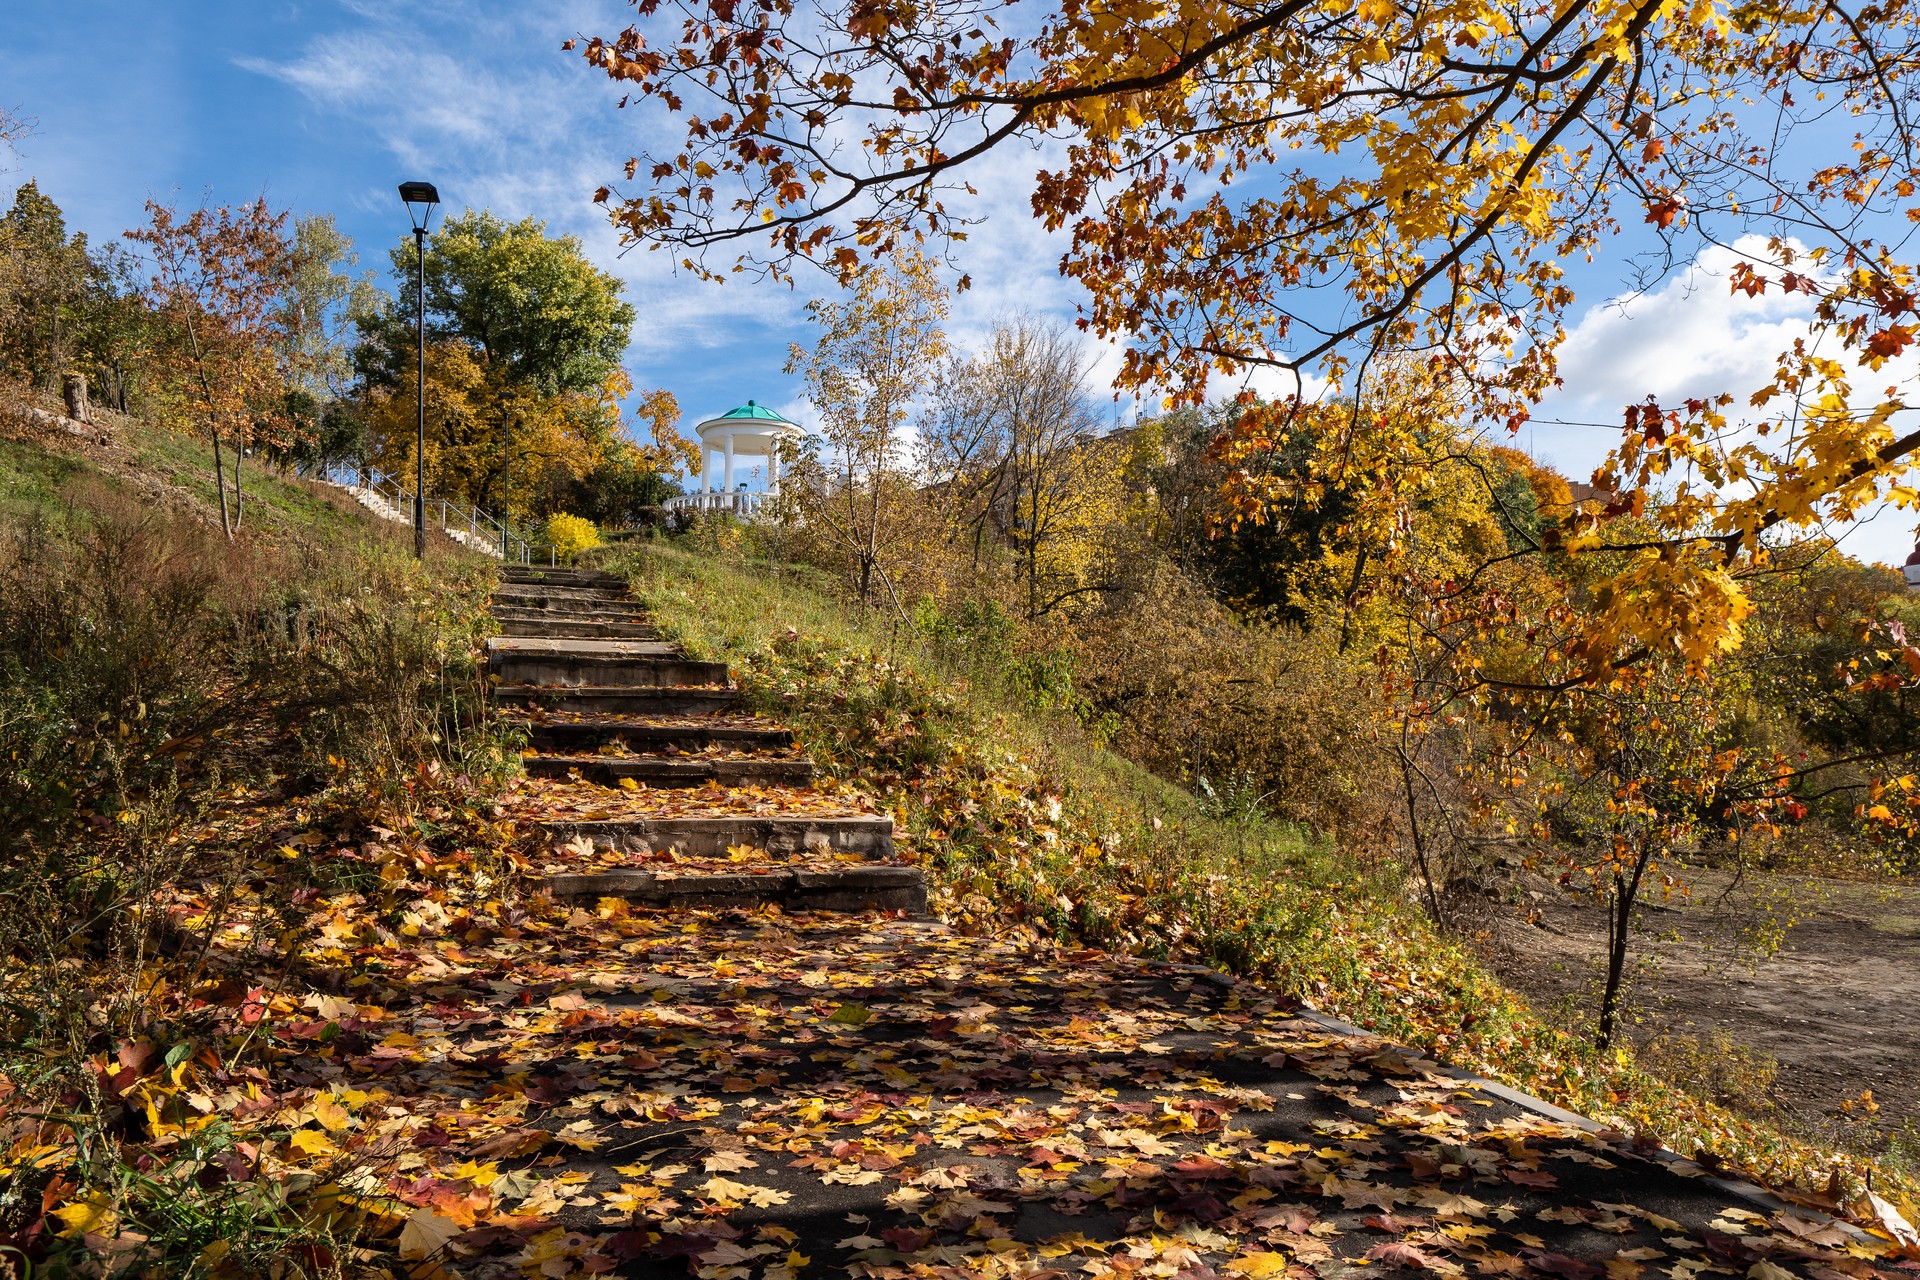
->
[294,567,1888,1278]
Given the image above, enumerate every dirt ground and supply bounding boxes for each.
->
[1478,864,1920,1156]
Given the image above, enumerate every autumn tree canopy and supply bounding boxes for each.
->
[352,208,689,527]
[126,198,301,539]
[357,209,637,397]
[576,0,1920,665]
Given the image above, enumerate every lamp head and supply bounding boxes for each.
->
[398,181,440,232]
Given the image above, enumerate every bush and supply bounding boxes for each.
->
[544,512,601,562]
[0,479,502,1277]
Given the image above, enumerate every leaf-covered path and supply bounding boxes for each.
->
[306,568,1897,1277]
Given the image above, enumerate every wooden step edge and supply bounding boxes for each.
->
[512,719,791,739]
[547,865,927,913]
[493,628,665,641]
[487,653,719,672]
[494,685,741,699]
[538,814,895,857]
[518,725,797,749]
[524,757,816,784]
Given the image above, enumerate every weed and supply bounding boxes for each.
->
[1637,1028,1782,1120]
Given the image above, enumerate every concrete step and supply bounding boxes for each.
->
[495,574,630,592]
[524,755,815,788]
[517,718,794,753]
[493,603,652,623]
[495,686,743,715]
[495,617,662,640]
[489,599,648,621]
[486,638,726,688]
[491,586,636,610]
[547,864,926,913]
[539,813,896,858]
[501,567,628,589]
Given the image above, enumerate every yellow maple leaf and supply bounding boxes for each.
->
[701,1176,793,1208]
[52,1192,117,1238]
[288,1128,338,1159]
[450,1159,500,1187]
[312,1094,353,1132]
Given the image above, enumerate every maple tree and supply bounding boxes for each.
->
[577,0,1920,668]
[125,198,300,540]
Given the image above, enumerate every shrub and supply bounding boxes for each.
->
[0,478,503,1277]
[544,512,601,561]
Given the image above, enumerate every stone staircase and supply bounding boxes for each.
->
[489,564,928,914]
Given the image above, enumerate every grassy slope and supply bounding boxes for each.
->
[0,399,435,549]
[603,537,1918,1217]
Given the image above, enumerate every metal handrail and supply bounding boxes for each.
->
[323,466,561,563]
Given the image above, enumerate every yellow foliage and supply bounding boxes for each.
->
[52,1191,117,1238]
[545,513,602,561]
[581,0,1920,669]
[361,342,622,525]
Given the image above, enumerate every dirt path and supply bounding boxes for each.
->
[1483,868,1920,1154]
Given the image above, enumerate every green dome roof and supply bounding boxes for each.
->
[713,399,794,423]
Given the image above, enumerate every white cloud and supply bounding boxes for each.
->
[1545,237,1827,425]
[238,2,809,358]
[1531,235,1920,567]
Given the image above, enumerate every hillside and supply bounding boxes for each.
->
[607,542,1920,1200]
[0,409,1913,1275]
[0,393,477,553]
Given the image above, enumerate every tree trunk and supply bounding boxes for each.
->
[211,427,235,540]
[62,372,91,424]
[1397,741,1446,926]
[1338,544,1371,654]
[1596,854,1648,1049]
[1028,484,1040,621]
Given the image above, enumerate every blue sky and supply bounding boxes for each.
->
[3,0,1913,564]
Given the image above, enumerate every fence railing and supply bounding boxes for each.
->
[319,465,557,565]
[666,489,776,518]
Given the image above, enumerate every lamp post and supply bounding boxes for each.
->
[501,405,512,559]
[398,180,440,560]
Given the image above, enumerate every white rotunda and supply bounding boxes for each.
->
[674,400,806,516]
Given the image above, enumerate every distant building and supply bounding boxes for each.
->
[670,400,805,518]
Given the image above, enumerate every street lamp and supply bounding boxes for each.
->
[398,180,440,559]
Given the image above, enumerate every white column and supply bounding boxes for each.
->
[723,433,736,503]
[701,443,712,494]
[769,441,781,495]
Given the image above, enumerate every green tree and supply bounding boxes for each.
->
[357,209,635,396]
[72,242,156,415]
[282,214,376,402]
[0,179,92,390]
[561,438,683,526]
